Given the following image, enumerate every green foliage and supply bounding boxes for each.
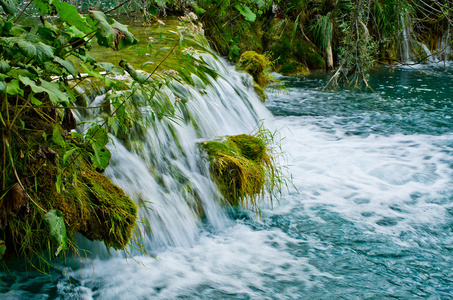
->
[0,0,17,16]
[43,210,68,256]
[279,60,309,75]
[200,127,289,215]
[237,50,270,86]
[0,0,142,265]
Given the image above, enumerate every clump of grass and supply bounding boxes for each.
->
[200,126,289,214]
[236,51,271,87]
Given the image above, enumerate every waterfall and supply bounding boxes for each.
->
[400,15,412,63]
[80,53,274,255]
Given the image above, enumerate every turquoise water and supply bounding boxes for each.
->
[2,64,453,299]
[264,65,453,298]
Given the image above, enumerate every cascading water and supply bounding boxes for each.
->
[83,53,275,253]
[2,54,453,298]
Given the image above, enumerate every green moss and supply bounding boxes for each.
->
[253,83,266,102]
[1,106,137,262]
[79,167,137,250]
[279,60,310,76]
[237,51,271,87]
[200,134,269,210]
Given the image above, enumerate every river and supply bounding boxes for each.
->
[1,58,453,298]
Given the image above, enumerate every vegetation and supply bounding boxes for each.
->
[126,0,453,87]
[200,128,288,215]
[0,0,211,267]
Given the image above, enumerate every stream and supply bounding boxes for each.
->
[1,55,453,298]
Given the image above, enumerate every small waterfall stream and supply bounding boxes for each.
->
[92,53,273,252]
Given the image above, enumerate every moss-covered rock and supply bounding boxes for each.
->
[1,108,137,261]
[237,51,270,87]
[279,60,310,76]
[200,134,270,211]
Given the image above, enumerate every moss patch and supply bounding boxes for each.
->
[1,105,137,262]
[279,60,310,76]
[237,51,270,87]
[200,134,271,211]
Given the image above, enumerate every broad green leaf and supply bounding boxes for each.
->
[17,40,37,57]
[6,79,23,96]
[32,0,52,14]
[7,68,35,79]
[43,210,68,256]
[86,124,109,147]
[90,11,115,48]
[235,5,256,22]
[52,124,65,147]
[0,0,17,16]
[80,62,104,80]
[37,27,55,42]
[111,20,138,50]
[155,0,168,6]
[64,24,86,38]
[30,96,42,105]
[41,81,69,106]
[19,76,69,106]
[96,62,124,75]
[54,56,77,77]
[35,43,54,62]
[192,5,206,15]
[53,0,92,33]
[91,143,111,171]
[0,60,10,73]
[0,82,6,93]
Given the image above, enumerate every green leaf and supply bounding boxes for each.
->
[17,40,37,57]
[30,96,42,105]
[54,57,77,77]
[90,11,115,48]
[96,62,124,75]
[155,0,168,6]
[111,20,138,50]
[6,79,23,96]
[235,5,256,22]
[0,60,10,73]
[63,147,78,164]
[0,82,6,94]
[86,124,109,147]
[140,61,155,69]
[0,0,16,16]
[32,0,52,14]
[80,62,104,80]
[43,210,68,256]
[53,0,92,33]
[108,117,118,135]
[35,43,54,62]
[52,125,65,147]
[19,76,69,106]
[192,5,206,15]
[91,143,111,171]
